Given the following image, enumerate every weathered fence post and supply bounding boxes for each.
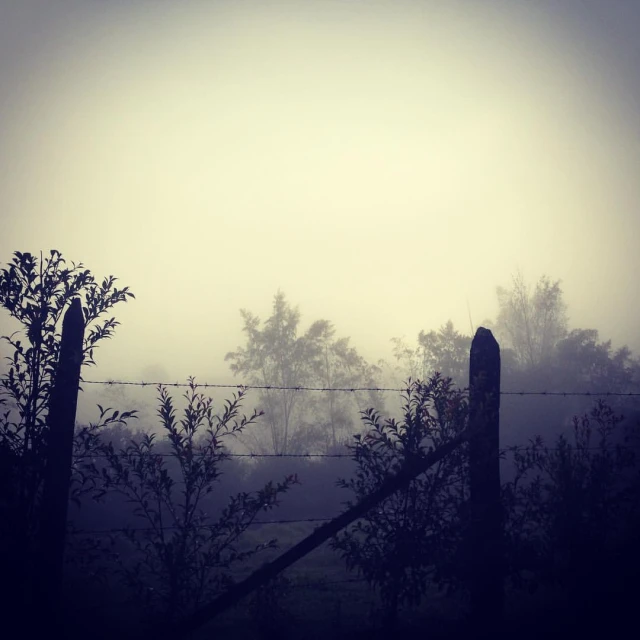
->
[37,297,84,627]
[468,327,503,634]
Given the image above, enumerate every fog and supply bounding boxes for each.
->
[3,4,640,635]
[1,0,639,385]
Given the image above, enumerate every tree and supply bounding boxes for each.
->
[553,328,638,393]
[495,272,568,370]
[306,321,384,453]
[225,292,323,454]
[332,376,470,631]
[417,321,470,388]
[391,321,471,388]
[0,250,135,619]
[225,291,381,454]
[94,380,298,628]
[389,337,427,383]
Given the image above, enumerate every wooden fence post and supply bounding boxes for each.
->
[37,297,84,628]
[468,327,503,634]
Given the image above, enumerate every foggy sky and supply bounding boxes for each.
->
[1,0,639,383]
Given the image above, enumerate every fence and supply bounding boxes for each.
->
[33,303,503,638]
[33,302,640,638]
[80,377,640,396]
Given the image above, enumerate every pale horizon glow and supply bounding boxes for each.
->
[0,0,639,383]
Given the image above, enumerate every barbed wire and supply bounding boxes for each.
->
[221,452,351,458]
[81,379,640,397]
[259,576,370,589]
[288,577,368,588]
[72,442,638,462]
[252,577,369,589]
[501,390,640,397]
[502,443,640,452]
[73,452,353,459]
[68,516,335,536]
[82,380,400,392]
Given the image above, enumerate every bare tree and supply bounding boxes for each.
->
[495,272,568,369]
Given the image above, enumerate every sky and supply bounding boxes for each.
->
[0,0,639,385]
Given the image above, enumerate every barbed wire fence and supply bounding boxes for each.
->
[66,376,640,598]
[74,377,640,461]
[76,376,640,456]
[68,377,640,524]
[81,378,640,396]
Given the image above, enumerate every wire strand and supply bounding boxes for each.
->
[80,379,640,396]
[72,444,637,461]
[72,452,353,459]
[68,517,335,535]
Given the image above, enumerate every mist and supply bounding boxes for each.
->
[1,0,639,386]
[2,1,640,638]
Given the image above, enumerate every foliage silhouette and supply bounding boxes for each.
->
[332,376,470,631]
[502,399,639,604]
[0,249,135,620]
[92,379,299,626]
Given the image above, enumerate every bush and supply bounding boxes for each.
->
[332,376,469,630]
[502,399,639,602]
[91,379,299,628]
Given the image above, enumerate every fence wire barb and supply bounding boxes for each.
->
[72,452,353,459]
[81,378,640,397]
[81,380,399,392]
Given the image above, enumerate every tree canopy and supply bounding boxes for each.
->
[391,321,471,388]
[225,291,382,454]
[495,272,568,370]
